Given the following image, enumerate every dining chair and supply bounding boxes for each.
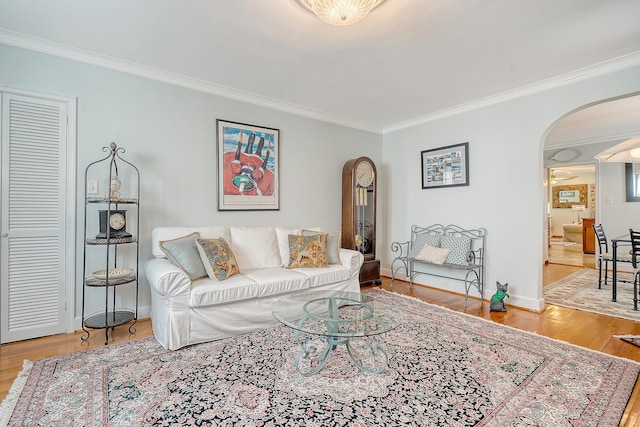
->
[629,228,640,310]
[593,224,633,289]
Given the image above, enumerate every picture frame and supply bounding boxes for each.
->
[421,142,469,189]
[551,184,587,208]
[217,119,279,210]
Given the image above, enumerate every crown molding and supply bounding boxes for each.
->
[544,130,640,151]
[0,29,382,134]
[2,28,639,137]
[383,51,640,134]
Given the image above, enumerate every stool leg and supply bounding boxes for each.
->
[635,273,639,311]
[598,258,603,289]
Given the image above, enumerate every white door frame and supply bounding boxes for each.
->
[0,85,77,336]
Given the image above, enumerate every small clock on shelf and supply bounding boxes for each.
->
[96,209,132,239]
[342,156,380,286]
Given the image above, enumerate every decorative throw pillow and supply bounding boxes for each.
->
[415,244,451,265]
[159,232,207,280]
[287,234,328,268]
[440,235,472,266]
[408,233,442,258]
[302,229,341,264]
[196,238,240,281]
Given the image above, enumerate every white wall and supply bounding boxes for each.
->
[2,42,640,320]
[0,44,383,321]
[382,66,640,311]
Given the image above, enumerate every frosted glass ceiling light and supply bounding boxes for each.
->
[630,147,640,159]
[298,0,386,26]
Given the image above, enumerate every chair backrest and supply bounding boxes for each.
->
[593,224,609,254]
[630,229,640,268]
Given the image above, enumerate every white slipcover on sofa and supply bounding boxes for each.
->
[145,226,364,350]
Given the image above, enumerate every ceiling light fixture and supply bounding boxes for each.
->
[630,147,640,159]
[298,0,386,26]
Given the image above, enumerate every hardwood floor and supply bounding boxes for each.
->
[548,236,596,268]
[2,264,640,425]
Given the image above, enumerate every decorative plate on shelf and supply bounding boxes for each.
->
[92,268,133,279]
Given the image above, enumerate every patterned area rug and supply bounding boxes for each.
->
[2,288,639,426]
[544,268,640,322]
[616,335,640,348]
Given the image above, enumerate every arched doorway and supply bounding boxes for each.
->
[542,93,640,284]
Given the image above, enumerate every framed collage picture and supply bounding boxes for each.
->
[421,142,469,189]
[217,119,280,210]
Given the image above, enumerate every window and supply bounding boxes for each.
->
[625,163,640,202]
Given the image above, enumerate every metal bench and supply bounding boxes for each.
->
[390,224,486,307]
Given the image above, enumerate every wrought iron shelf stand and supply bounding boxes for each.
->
[81,142,140,345]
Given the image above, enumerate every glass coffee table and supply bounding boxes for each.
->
[272,290,402,376]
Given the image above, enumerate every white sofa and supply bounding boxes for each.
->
[145,226,364,350]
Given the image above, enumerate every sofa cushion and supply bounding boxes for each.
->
[415,243,450,265]
[242,268,309,298]
[302,229,341,264]
[293,264,350,288]
[152,226,229,258]
[409,233,442,258]
[287,234,328,268]
[441,235,471,265]
[159,232,207,280]
[189,274,259,307]
[275,227,302,267]
[229,227,282,270]
[196,238,240,281]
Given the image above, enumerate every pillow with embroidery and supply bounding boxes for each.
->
[159,232,207,280]
[415,244,450,265]
[196,238,240,281]
[287,234,328,268]
[301,229,341,264]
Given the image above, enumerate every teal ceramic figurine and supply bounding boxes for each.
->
[490,282,509,312]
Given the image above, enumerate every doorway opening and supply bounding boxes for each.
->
[546,164,596,269]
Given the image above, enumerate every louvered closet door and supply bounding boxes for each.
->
[1,93,68,343]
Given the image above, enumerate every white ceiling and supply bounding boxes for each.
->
[1,0,640,135]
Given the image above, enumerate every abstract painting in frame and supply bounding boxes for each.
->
[217,119,279,210]
[421,142,469,189]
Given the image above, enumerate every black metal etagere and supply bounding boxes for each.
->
[81,142,139,345]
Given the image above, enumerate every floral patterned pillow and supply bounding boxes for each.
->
[287,234,328,268]
[196,238,240,281]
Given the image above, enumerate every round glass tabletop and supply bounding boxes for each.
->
[272,290,402,338]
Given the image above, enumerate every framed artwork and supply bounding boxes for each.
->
[421,142,469,189]
[217,119,279,210]
[551,184,587,208]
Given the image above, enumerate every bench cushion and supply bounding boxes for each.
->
[416,244,450,265]
[409,233,442,258]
